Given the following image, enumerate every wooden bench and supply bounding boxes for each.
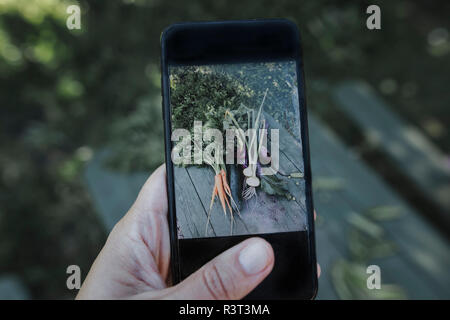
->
[308,115,449,299]
[333,81,450,226]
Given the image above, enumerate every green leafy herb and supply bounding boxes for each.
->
[260,174,290,197]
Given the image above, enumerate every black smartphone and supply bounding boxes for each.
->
[160,19,317,299]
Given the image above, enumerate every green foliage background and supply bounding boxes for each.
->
[169,62,298,134]
[0,0,448,298]
[170,65,254,131]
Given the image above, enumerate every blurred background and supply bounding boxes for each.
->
[0,0,449,299]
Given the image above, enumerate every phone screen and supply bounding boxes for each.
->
[170,60,307,237]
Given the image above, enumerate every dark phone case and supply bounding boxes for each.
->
[160,19,318,299]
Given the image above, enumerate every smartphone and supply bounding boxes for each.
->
[160,19,317,299]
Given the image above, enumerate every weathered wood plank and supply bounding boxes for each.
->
[236,192,292,233]
[312,173,443,299]
[309,115,450,268]
[308,114,450,298]
[173,166,212,238]
[254,141,308,230]
[263,112,308,227]
[264,112,304,172]
[333,81,450,216]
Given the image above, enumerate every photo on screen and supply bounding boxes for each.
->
[169,61,307,238]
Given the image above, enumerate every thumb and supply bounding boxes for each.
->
[166,238,274,300]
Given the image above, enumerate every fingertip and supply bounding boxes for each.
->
[238,238,274,276]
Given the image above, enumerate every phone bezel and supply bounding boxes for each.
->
[160,19,317,299]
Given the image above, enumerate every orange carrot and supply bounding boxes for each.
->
[219,171,232,213]
[220,169,231,195]
[220,169,237,216]
[206,169,236,235]
[215,173,228,216]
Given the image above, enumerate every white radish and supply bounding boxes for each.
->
[246,176,260,187]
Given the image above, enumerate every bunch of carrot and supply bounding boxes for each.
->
[209,169,232,216]
[206,167,240,235]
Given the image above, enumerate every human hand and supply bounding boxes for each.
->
[76,165,276,299]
